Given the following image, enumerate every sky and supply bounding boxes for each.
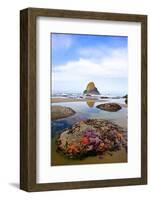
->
[51,33,128,95]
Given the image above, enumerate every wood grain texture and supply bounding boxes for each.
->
[27,7,146,22]
[141,16,147,183]
[20,9,29,191]
[20,7,147,192]
[20,8,36,191]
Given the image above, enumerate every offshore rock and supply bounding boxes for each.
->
[83,82,100,95]
[52,105,76,120]
[96,103,121,112]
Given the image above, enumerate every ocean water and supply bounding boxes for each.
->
[52,92,126,98]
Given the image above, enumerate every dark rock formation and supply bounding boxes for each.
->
[83,82,100,95]
[52,105,76,120]
[123,94,128,104]
[125,98,127,104]
[57,119,127,159]
[96,103,121,112]
[123,94,128,98]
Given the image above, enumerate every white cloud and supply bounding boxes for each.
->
[78,46,107,60]
[52,47,128,83]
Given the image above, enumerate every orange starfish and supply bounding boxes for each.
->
[80,136,89,145]
[67,144,79,154]
[117,133,123,140]
[99,143,105,151]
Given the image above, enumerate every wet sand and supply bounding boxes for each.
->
[52,97,106,103]
[51,97,127,108]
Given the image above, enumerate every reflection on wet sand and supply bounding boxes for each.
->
[86,100,95,108]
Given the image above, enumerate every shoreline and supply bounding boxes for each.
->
[51,97,105,103]
[51,97,127,108]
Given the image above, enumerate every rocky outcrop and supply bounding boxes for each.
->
[125,98,127,104]
[83,82,100,95]
[123,94,128,104]
[96,103,121,112]
[123,94,128,98]
[57,119,127,159]
[52,105,76,120]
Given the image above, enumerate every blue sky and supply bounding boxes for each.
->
[51,33,128,95]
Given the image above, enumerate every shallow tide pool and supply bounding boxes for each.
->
[51,100,127,166]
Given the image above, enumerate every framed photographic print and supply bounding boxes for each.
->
[20,8,147,191]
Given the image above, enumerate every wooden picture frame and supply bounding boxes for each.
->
[20,7,147,192]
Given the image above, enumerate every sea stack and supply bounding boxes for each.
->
[83,82,100,95]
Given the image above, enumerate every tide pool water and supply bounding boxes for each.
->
[51,99,127,166]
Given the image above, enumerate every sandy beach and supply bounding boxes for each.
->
[51,97,127,108]
[51,97,105,103]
